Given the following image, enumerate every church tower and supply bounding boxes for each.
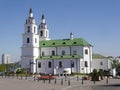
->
[21,8,39,73]
[38,14,50,41]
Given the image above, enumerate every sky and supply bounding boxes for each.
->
[0,0,120,62]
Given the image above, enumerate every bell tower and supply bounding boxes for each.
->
[21,8,39,73]
[38,14,50,41]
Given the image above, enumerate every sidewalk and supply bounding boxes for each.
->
[0,76,120,90]
[66,78,120,90]
[0,77,66,90]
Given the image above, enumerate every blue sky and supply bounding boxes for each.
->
[0,0,120,62]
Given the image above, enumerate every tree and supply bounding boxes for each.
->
[98,69,104,79]
[111,59,120,76]
[90,69,100,81]
[111,59,119,69]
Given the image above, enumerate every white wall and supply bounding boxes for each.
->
[92,59,110,71]
[39,45,92,74]
[71,46,83,56]
[40,46,84,56]
[37,59,81,74]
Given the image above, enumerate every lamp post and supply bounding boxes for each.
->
[52,59,54,75]
[71,60,74,74]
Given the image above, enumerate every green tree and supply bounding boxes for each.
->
[111,59,119,69]
[111,58,120,76]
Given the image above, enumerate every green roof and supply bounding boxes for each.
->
[92,54,106,59]
[40,38,91,47]
[36,55,81,60]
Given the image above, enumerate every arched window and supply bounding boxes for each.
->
[59,61,62,68]
[34,27,36,33]
[52,50,55,55]
[48,61,52,68]
[40,31,43,36]
[73,51,77,55]
[100,61,103,65]
[71,61,74,67]
[38,62,41,68]
[85,61,88,67]
[42,52,45,56]
[62,50,65,55]
[85,49,88,55]
[27,38,30,43]
[27,26,30,33]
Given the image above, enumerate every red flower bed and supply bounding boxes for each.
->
[38,75,56,79]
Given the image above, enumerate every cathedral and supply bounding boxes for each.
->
[21,8,93,74]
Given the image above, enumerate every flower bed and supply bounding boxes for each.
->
[37,75,56,80]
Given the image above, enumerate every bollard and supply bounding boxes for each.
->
[33,76,35,81]
[106,77,108,84]
[43,78,45,83]
[65,75,67,81]
[77,76,79,81]
[37,77,39,82]
[25,75,27,80]
[49,78,51,84]
[82,78,84,85]
[55,78,56,84]
[68,79,70,86]
[61,79,63,85]
[93,78,95,84]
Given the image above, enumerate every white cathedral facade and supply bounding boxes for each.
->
[21,8,93,75]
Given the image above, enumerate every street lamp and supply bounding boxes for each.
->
[71,60,74,74]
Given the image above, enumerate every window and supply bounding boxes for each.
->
[62,50,65,55]
[73,51,77,55]
[40,31,43,36]
[85,49,88,55]
[38,62,41,68]
[52,43,55,45]
[27,38,30,43]
[48,61,52,68]
[34,27,36,33]
[52,50,55,55]
[71,61,74,67]
[85,61,88,67]
[42,52,45,56]
[62,42,66,44]
[73,42,77,44]
[43,43,45,45]
[26,20,27,24]
[27,26,30,33]
[100,61,103,66]
[59,61,62,68]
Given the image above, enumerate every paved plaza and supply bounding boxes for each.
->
[0,76,120,90]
